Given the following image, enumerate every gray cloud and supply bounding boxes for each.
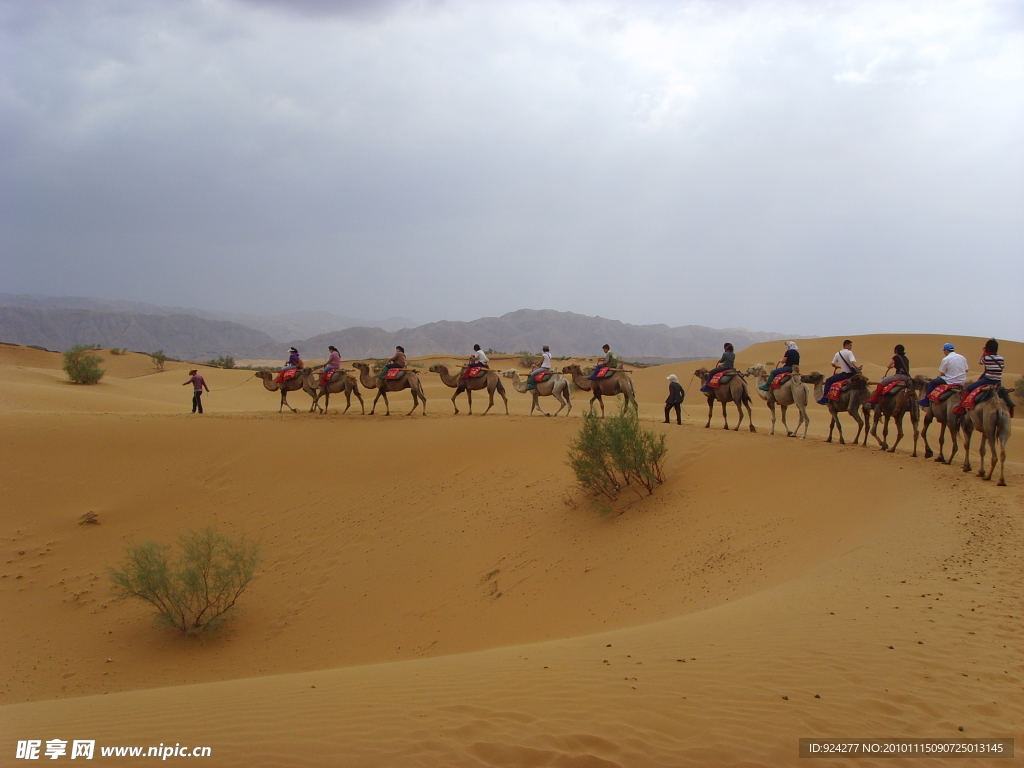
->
[2,0,1021,338]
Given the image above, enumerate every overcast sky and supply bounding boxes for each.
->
[2,0,1022,338]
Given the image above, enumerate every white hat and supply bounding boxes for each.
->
[667,374,679,382]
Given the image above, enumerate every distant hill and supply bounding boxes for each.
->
[0,306,276,360]
[0,294,414,342]
[240,309,802,360]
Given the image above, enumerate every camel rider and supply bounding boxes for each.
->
[917,343,968,406]
[867,344,911,403]
[816,340,861,405]
[527,346,552,391]
[466,344,489,371]
[961,339,1014,412]
[282,347,302,372]
[379,345,407,379]
[700,343,736,393]
[318,345,342,381]
[589,344,619,380]
[760,341,800,391]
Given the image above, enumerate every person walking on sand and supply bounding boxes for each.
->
[664,373,684,424]
[816,339,861,404]
[183,369,210,414]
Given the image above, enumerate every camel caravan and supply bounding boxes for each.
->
[255,338,1014,485]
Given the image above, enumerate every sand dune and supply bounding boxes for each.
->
[1,338,1020,766]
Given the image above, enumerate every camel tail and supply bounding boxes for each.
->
[496,378,506,396]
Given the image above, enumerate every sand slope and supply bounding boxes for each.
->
[1,338,1020,766]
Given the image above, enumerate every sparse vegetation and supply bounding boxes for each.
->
[62,344,105,385]
[205,355,235,369]
[109,347,128,355]
[109,525,261,635]
[518,350,538,367]
[566,406,667,503]
[1015,376,1023,399]
[150,350,167,372]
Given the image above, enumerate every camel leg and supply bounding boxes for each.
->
[768,400,777,435]
[450,388,462,415]
[341,390,351,415]
[977,429,989,479]
[798,405,810,440]
[909,408,920,458]
[705,397,714,428]
[371,388,390,416]
[922,411,934,459]
[499,385,508,415]
[826,413,836,443]
[532,392,549,417]
[780,403,792,436]
[406,390,420,416]
[720,400,730,430]
[353,388,364,415]
[744,399,755,432]
[888,413,904,453]
[591,392,604,417]
[995,429,1007,486]
[834,412,846,444]
[280,391,298,414]
[480,386,495,416]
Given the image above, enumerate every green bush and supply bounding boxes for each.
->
[109,347,127,356]
[567,407,667,501]
[206,355,235,369]
[62,345,105,385]
[1015,377,1024,399]
[109,526,261,635]
[150,350,167,372]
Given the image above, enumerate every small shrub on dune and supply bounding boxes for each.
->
[62,345,105,385]
[205,355,235,369]
[567,407,667,502]
[518,351,538,367]
[109,526,261,635]
[150,350,167,372]
[109,347,127,356]
[1015,377,1024,400]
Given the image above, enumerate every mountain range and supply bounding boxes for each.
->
[0,295,805,362]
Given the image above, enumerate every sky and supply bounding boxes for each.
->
[1,0,1022,339]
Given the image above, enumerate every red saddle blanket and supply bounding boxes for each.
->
[532,370,552,384]
[382,368,405,381]
[927,383,960,403]
[592,366,615,380]
[319,370,339,386]
[879,380,907,397]
[708,370,734,388]
[954,385,997,413]
[275,368,300,384]
[825,380,848,401]
[459,366,487,380]
[769,373,791,389]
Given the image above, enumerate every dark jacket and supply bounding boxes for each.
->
[666,381,685,405]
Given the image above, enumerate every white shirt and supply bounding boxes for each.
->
[938,352,969,384]
[831,349,858,373]
[472,350,489,365]
[538,351,552,369]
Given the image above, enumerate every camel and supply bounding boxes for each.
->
[919,380,970,464]
[747,364,815,439]
[865,377,921,456]
[811,374,869,445]
[255,368,315,413]
[960,391,1010,485]
[692,368,755,432]
[562,364,638,416]
[502,369,572,417]
[352,362,427,416]
[306,369,364,415]
[428,364,508,416]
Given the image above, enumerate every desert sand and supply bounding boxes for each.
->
[1,337,1021,767]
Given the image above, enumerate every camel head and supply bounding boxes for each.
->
[693,368,709,380]
[746,364,766,377]
[351,362,369,371]
[561,364,581,375]
[501,369,518,379]
[800,371,824,384]
[255,370,273,381]
[911,375,930,393]
[849,374,869,390]
[428,364,448,374]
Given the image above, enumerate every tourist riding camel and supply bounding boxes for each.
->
[379,346,407,380]
[759,341,800,391]
[526,346,553,391]
[307,368,364,415]
[429,362,508,416]
[700,343,736,393]
[917,343,968,406]
[919,374,970,464]
[956,339,1014,413]
[866,344,911,404]
[563,363,638,416]
[748,364,815,439]
[866,374,921,456]
[808,371,869,445]
[589,344,619,381]
[503,368,572,417]
[816,340,861,405]
[960,381,1011,486]
[256,367,315,413]
[693,366,755,432]
[353,360,427,415]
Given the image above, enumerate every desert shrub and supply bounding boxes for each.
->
[109,347,127,356]
[567,407,667,501]
[1015,377,1024,399]
[150,350,167,372]
[517,350,538,367]
[62,345,105,385]
[109,525,261,635]
[206,355,235,369]
[371,358,387,373]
